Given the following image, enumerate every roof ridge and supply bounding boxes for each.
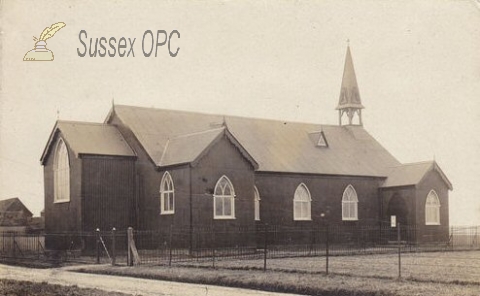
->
[388,160,434,168]
[0,197,20,204]
[57,120,113,127]
[114,104,335,126]
[0,197,19,200]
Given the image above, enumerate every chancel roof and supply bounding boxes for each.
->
[381,161,453,190]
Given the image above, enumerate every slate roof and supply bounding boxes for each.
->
[109,105,401,177]
[160,128,224,167]
[381,161,453,190]
[159,127,258,169]
[41,121,135,164]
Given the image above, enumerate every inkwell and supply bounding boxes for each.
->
[24,22,66,61]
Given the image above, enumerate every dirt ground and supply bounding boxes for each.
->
[0,264,299,296]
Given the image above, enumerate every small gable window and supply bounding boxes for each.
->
[54,139,70,203]
[160,172,175,214]
[425,190,440,225]
[254,186,260,221]
[293,183,311,220]
[308,131,329,148]
[342,185,358,221]
[214,176,235,219]
[317,131,328,147]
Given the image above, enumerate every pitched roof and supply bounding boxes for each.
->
[160,127,258,169]
[41,121,135,164]
[0,198,33,216]
[109,105,400,177]
[337,45,364,110]
[381,161,453,190]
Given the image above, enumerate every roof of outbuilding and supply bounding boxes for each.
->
[108,105,400,177]
[0,197,33,216]
[40,121,135,164]
[381,161,453,190]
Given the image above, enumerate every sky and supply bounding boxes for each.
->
[1,0,479,225]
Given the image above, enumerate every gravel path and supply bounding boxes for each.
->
[0,264,300,296]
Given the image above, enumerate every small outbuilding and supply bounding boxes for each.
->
[0,197,34,233]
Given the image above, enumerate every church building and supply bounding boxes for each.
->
[40,46,452,249]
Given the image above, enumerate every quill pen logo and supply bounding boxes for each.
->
[24,22,66,61]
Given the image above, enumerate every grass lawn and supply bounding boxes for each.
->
[179,250,480,284]
[0,279,138,296]
[76,250,480,296]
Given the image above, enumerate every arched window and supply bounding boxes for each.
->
[160,171,175,214]
[425,190,440,225]
[214,176,235,219]
[342,185,358,221]
[293,183,311,220]
[54,139,70,203]
[254,186,260,221]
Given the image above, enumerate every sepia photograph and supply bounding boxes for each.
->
[1,0,479,295]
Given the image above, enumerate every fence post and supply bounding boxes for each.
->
[212,225,216,268]
[36,233,40,259]
[325,224,329,275]
[96,228,101,264]
[311,228,316,255]
[397,222,401,279]
[168,224,173,267]
[127,227,133,266]
[65,235,69,262]
[12,232,16,258]
[263,224,268,272]
[450,225,454,251]
[111,228,116,266]
[475,226,478,248]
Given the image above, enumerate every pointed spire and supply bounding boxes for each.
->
[337,45,364,110]
[337,43,364,126]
